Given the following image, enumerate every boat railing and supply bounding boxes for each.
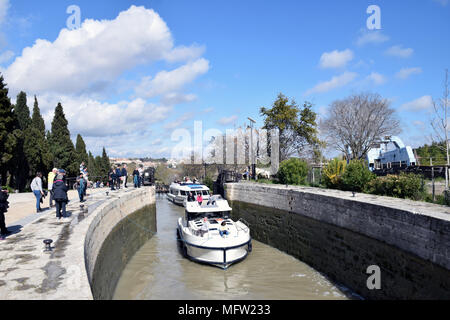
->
[236,218,250,234]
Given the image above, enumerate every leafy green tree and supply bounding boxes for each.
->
[339,160,376,192]
[48,103,77,176]
[0,74,20,186]
[261,93,321,162]
[277,158,309,185]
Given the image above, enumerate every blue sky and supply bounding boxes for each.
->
[0,0,449,159]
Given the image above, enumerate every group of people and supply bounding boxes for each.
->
[108,164,144,191]
[0,188,10,240]
[31,168,70,220]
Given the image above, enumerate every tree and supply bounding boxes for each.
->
[101,147,110,179]
[75,134,89,166]
[48,103,77,176]
[24,97,51,178]
[430,69,449,189]
[321,92,400,160]
[0,74,20,186]
[260,93,320,162]
[12,92,31,191]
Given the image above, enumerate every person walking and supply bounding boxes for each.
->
[30,172,44,213]
[47,168,58,208]
[78,173,86,202]
[133,168,140,188]
[52,174,68,220]
[0,188,10,240]
[115,165,122,190]
[109,167,116,191]
[138,166,144,187]
[121,164,128,188]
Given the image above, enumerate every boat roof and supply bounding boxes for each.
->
[170,182,210,191]
[185,197,231,213]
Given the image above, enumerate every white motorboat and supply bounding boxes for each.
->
[176,195,252,270]
[167,182,210,206]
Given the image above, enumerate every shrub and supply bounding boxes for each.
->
[323,158,346,189]
[203,176,214,191]
[277,158,309,185]
[340,160,376,192]
[367,173,424,200]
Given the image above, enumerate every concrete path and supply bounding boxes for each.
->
[0,187,137,299]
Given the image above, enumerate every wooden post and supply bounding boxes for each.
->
[432,166,435,203]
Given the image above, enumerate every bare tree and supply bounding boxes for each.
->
[320,92,401,160]
[430,69,449,189]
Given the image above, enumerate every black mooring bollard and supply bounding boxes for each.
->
[43,239,53,252]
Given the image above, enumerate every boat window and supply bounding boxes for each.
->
[202,190,209,195]
[180,191,186,196]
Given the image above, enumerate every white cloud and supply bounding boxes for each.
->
[0,0,9,24]
[4,6,205,96]
[38,94,172,138]
[366,72,387,85]
[305,72,358,95]
[319,49,354,69]
[356,30,389,46]
[134,58,209,98]
[400,95,433,112]
[395,67,422,79]
[217,115,238,126]
[0,50,13,64]
[385,45,414,58]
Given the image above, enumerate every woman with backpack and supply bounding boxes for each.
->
[52,174,69,220]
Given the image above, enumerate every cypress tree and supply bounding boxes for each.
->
[48,103,77,176]
[15,92,31,130]
[24,97,51,180]
[12,91,32,190]
[0,74,19,186]
[101,147,110,182]
[75,134,89,166]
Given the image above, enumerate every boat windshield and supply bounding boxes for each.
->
[187,211,231,221]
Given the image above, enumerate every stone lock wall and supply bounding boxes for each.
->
[225,183,450,299]
[84,187,156,300]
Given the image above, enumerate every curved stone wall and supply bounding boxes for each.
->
[85,187,156,300]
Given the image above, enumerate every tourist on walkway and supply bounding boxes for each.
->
[133,168,140,188]
[138,166,144,186]
[47,168,58,208]
[115,165,122,189]
[0,188,10,240]
[121,164,128,188]
[109,167,116,191]
[78,173,86,202]
[52,174,68,220]
[30,172,44,213]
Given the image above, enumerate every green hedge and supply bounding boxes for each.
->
[367,173,424,200]
[277,158,309,185]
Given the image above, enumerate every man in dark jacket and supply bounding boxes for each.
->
[0,189,10,239]
[121,164,128,188]
[115,165,122,189]
[109,167,116,191]
[52,174,69,220]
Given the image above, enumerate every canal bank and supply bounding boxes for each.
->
[0,187,155,300]
[225,182,450,300]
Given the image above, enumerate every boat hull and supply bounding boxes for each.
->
[177,226,251,270]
